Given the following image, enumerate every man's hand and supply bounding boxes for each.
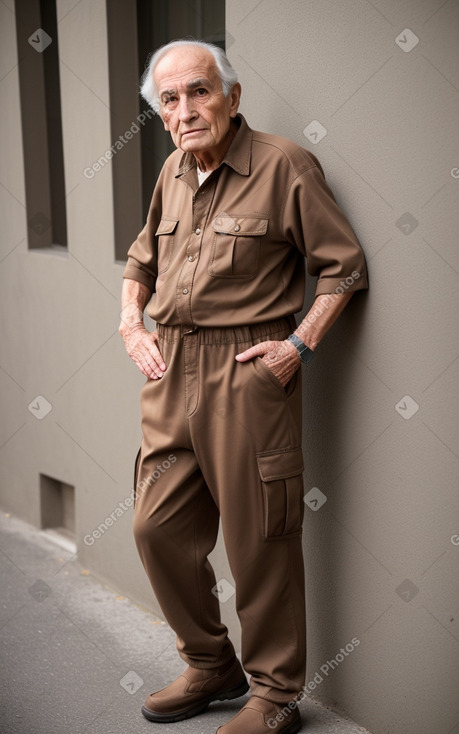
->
[120,323,166,380]
[119,279,166,380]
[235,339,300,387]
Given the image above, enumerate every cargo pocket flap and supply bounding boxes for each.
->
[155,218,179,236]
[257,446,304,482]
[257,447,304,539]
[212,214,268,236]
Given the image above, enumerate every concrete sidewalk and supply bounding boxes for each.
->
[0,510,370,734]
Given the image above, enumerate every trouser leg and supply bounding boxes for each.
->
[133,333,235,668]
[188,319,306,703]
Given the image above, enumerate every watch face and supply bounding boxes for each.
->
[300,347,314,364]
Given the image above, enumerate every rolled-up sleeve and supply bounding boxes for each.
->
[283,157,368,297]
[122,221,157,292]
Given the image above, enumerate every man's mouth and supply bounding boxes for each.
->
[181,129,206,136]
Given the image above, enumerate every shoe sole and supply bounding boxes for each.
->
[141,677,250,723]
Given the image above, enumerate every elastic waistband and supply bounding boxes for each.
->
[157,317,296,345]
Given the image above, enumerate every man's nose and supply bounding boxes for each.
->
[178,95,197,122]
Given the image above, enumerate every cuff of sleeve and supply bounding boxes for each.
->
[122,263,156,291]
[314,273,368,298]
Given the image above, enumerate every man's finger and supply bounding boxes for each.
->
[144,353,166,379]
[132,345,164,379]
[148,343,167,372]
[235,342,272,362]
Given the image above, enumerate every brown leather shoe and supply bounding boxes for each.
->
[216,695,302,733]
[141,657,249,723]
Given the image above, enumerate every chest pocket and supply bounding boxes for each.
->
[155,218,179,274]
[209,214,268,279]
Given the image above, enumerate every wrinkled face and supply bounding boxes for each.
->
[154,46,240,158]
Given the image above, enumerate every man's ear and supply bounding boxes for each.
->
[229,82,242,118]
[162,116,170,132]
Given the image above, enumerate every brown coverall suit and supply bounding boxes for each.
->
[123,114,368,703]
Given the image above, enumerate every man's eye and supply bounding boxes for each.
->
[163,97,177,105]
[195,88,207,97]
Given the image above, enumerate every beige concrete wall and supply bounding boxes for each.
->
[0,0,155,609]
[0,1,458,733]
[226,1,459,732]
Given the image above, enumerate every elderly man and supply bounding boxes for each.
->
[120,40,368,733]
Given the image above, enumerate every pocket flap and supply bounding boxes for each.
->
[212,214,268,237]
[257,446,304,482]
[155,218,179,236]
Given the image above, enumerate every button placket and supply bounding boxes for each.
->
[175,181,215,328]
[175,223,203,327]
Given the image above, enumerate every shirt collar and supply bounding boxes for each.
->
[176,114,252,178]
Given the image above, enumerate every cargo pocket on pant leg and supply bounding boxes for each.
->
[256,446,304,539]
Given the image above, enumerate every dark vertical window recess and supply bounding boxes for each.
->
[40,0,67,247]
[15,0,67,249]
[106,0,144,262]
[40,474,76,551]
[136,0,226,222]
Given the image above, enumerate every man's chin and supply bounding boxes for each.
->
[179,133,211,152]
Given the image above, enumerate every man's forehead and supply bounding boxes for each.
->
[154,47,219,91]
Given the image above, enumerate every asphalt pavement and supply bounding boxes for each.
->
[0,510,371,734]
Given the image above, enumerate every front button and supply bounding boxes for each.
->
[188,255,194,262]
[195,227,201,235]
[234,224,241,232]
[182,288,189,295]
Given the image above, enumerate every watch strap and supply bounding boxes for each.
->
[287,334,314,364]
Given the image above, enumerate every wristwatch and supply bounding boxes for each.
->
[287,334,314,364]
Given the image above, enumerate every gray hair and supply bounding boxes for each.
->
[140,39,238,114]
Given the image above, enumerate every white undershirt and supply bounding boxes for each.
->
[197,167,212,186]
